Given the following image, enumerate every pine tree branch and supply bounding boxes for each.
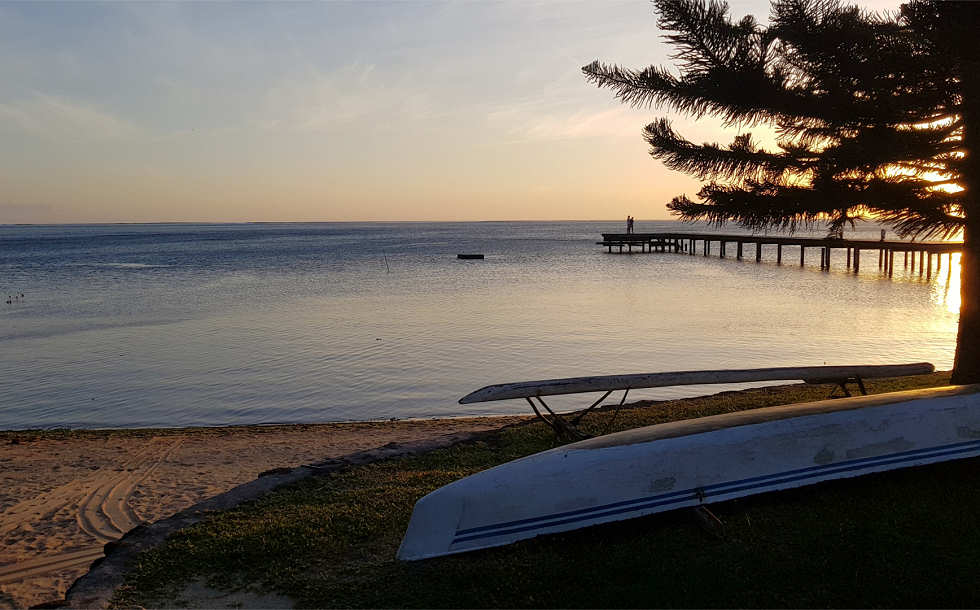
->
[586,0,973,244]
[655,0,766,73]
[643,118,814,180]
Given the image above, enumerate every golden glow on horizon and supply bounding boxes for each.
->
[0,0,922,224]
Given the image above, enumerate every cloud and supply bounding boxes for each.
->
[0,93,139,140]
[487,103,646,142]
[256,62,436,133]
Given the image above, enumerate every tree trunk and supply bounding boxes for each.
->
[952,219,980,383]
[950,33,980,384]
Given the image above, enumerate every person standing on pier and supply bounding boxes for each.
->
[626,216,634,234]
[880,229,886,241]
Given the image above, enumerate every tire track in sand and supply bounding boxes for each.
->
[76,437,183,541]
[0,437,183,584]
[0,548,104,585]
[100,437,184,534]
[0,442,159,539]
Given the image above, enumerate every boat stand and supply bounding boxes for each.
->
[692,505,725,538]
[825,375,868,399]
[525,374,870,441]
[525,388,631,442]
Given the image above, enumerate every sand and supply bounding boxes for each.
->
[0,416,527,609]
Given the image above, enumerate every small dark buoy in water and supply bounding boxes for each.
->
[457,254,484,260]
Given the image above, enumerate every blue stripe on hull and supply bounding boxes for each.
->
[451,438,980,546]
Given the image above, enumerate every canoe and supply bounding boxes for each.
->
[398,384,980,560]
[457,254,485,260]
[458,363,935,403]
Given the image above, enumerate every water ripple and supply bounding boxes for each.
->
[0,221,960,429]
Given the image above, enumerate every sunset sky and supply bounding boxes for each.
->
[0,0,901,223]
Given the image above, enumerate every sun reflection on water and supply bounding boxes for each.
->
[934,252,961,315]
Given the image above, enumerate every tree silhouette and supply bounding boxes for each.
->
[584,0,980,382]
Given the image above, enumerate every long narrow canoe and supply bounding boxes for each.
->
[399,384,980,560]
[458,363,935,403]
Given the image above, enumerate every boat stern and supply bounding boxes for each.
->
[397,485,466,560]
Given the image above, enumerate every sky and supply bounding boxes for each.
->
[0,0,902,224]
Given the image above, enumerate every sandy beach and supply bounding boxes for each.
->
[0,416,527,609]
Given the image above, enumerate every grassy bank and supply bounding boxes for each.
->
[112,373,980,608]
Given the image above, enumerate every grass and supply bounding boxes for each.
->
[111,372,980,608]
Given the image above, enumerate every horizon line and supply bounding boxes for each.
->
[0,218,695,227]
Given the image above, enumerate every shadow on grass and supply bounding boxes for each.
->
[113,373,980,608]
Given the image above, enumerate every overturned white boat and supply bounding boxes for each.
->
[398,384,980,560]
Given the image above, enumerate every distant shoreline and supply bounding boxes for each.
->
[0,219,685,227]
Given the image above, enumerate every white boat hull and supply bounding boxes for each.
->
[398,385,980,560]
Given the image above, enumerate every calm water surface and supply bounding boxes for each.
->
[0,221,961,429]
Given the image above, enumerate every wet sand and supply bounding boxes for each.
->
[0,416,527,608]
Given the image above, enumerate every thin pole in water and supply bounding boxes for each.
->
[383,253,390,273]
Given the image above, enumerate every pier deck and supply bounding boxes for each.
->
[598,232,962,277]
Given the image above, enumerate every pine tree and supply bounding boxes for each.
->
[584,0,980,382]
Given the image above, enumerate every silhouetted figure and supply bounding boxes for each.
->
[880,229,886,241]
[626,216,634,234]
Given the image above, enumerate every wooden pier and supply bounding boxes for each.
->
[598,232,962,277]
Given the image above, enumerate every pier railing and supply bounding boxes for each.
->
[598,232,962,277]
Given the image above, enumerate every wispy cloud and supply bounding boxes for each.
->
[488,102,645,142]
[0,93,139,140]
[256,62,437,133]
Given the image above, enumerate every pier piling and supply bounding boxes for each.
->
[598,231,960,282]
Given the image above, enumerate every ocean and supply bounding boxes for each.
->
[0,220,960,429]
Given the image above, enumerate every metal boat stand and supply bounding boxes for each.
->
[525,373,870,441]
[823,375,868,399]
[525,388,631,441]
